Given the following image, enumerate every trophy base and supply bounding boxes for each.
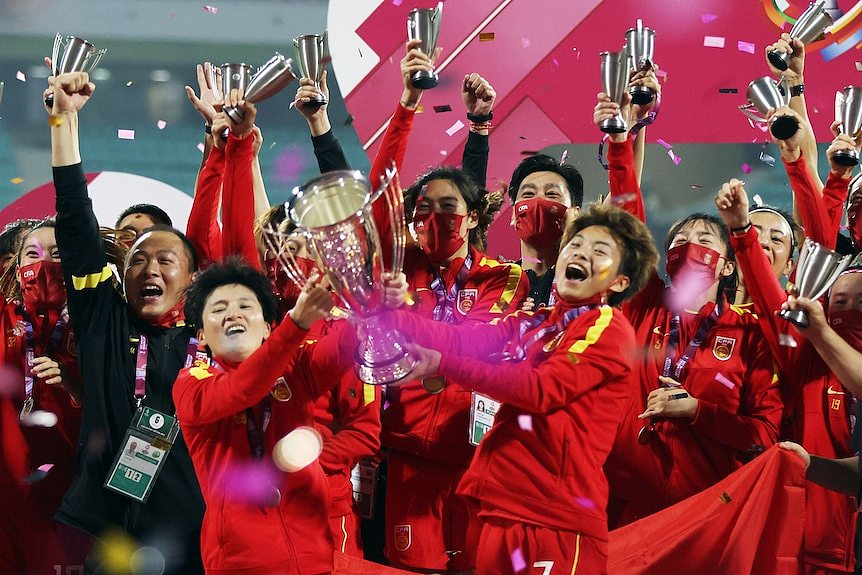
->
[778,308,809,329]
[600,116,627,134]
[225,106,245,124]
[411,70,439,90]
[767,50,790,72]
[629,85,654,106]
[305,94,328,109]
[44,94,54,109]
[355,350,416,386]
[770,115,799,141]
[833,149,860,167]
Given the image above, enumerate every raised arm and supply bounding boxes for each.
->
[594,92,646,222]
[460,73,495,188]
[628,69,661,186]
[186,143,224,268]
[294,70,350,174]
[822,133,859,241]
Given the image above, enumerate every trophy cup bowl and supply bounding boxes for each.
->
[294,33,328,109]
[778,239,852,328]
[407,2,443,89]
[740,76,798,140]
[224,55,295,124]
[288,170,416,385]
[625,22,656,105]
[767,0,832,71]
[600,50,629,134]
[45,34,107,108]
[834,86,862,166]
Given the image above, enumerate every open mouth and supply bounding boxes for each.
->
[565,263,588,282]
[225,324,247,336]
[140,284,163,301]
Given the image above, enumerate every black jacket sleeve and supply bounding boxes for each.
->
[312,129,350,173]
[462,130,489,189]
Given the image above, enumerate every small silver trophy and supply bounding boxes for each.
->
[407,2,443,89]
[779,239,852,328]
[599,50,630,133]
[767,0,832,71]
[45,34,107,108]
[287,168,415,385]
[833,87,862,166]
[739,76,799,140]
[223,54,296,123]
[294,32,328,109]
[625,20,656,105]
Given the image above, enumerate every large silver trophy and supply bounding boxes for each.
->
[833,87,862,166]
[294,32,328,108]
[286,169,415,385]
[407,2,443,89]
[767,0,832,71]
[739,76,799,140]
[625,20,656,105]
[224,54,296,123]
[599,50,630,133]
[779,239,852,328]
[45,34,107,108]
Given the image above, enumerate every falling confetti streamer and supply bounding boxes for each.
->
[479,32,495,42]
[719,492,733,504]
[392,0,403,5]
[668,149,682,165]
[560,149,569,164]
[517,414,533,431]
[737,41,756,54]
[117,129,135,140]
[268,141,277,150]
[521,37,531,49]
[10,177,23,185]
[16,71,26,82]
[656,69,668,82]
[197,142,205,153]
[752,194,764,206]
[714,373,735,390]
[445,120,465,136]
[439,150,447,156]
[511,548,527,572]
[742,163,752,174]
[759,151,776,167]
[203,5,219,14]
[719,88,738,94]
[701,13,719,23]
[552,58,560,67]
[703,36,726,48]
[126,81,134,87]
[433,105,452,113]
[0,82,4,106]
[656,138,673,150]
[156,120,167,130]
[778,333,798,348]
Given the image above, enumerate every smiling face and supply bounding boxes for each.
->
[123,230,194,322]
[198,283,271,363]
[18,227,60,266]
[749,210,794,278]
[554,225,629,303]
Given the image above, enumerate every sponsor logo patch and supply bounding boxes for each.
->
[270,377,292,402]
[712,336,736,361]
[456,288,478,316]
[394,524,412,551]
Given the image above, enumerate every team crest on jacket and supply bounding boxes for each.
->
[394,524,412,551]
[270,377,292,402]
[457,288,478,315]
[712,336,736,361]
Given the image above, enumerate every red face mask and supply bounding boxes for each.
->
[828,309,862,350]
[414,212,466,263]
[514,198,567,249]
[665,243,724,307]
[264,255,320,308]
[848,202,862,250]
[17,260,67,314]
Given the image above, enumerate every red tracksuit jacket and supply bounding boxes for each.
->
[380,245,528,466]
[393,303,635,541]
[731,225,857,571]
[604,137,782,524]
[173,317,354,575]
[784,155,850,250]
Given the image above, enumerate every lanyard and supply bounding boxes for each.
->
[660,302,720,384]
[134,333,199,403]
[209,359,272,460]
[497,305,593,362]
[20,307,69,404]
[429,253,473,324]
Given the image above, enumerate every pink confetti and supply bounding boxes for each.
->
[517,414,533,431]
[752,194,763,206]
[737,41,756,54]
[16,70,25,82]
[668,149,682,165]
[117,129,135,140]
[222,462,279,505]
[704,36,726,49]
[392,0,403,5]
[656,70,668,82]
[701,13,719,23]
[573,47,580,60]
[37,463,54,473]
[156,120,167,130]
[715,373,735,389]
[439,150,448,156]
[203,5,218,14]
[656,138,673,150]
[552,58,560,67]
[560,149,569,164]
[445,120,465,136]
[575,496,597,510]
[521,38,531,49]
[197,142,205,153]
[742,163,752,174]
[779,333,798,348]
[511,548,527,572]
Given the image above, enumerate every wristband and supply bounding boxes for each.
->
[466,111,493,123]
[730,222,752,234]
[204,123,212,135]
[789,84,804,98]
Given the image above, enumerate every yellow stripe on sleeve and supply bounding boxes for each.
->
[489,264,523,314]
[568,307,613,357]
[71,265,113,290]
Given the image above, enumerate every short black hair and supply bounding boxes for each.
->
[508,154,584,208]
[183,257,279,329]
[0,218,41,256]
[664,213,738,302]
[131,225,199,272]
[116,204,173,228]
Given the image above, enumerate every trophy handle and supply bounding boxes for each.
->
[378,164,407,277]
[293,37,300,48]
[433,1,443,22]
[87,49,107,74]
[51,34,63,76]
[262,223,310,289]
[835,90,845,127]
[739,104,766,124]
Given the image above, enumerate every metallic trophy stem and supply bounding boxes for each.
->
[600,50,629,134]
[739,76,798,140]
[834,86,862,166]
[778,239,852,328]
[625,20,656,106]
[767,0,832,71]
[294,32,328,109]
[407,2,443,90]
[45,34,107,108]
[223,55,295,125]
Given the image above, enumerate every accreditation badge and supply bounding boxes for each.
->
[350,457,380,520]
[468,392,500,446]
[104,406,180,502]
